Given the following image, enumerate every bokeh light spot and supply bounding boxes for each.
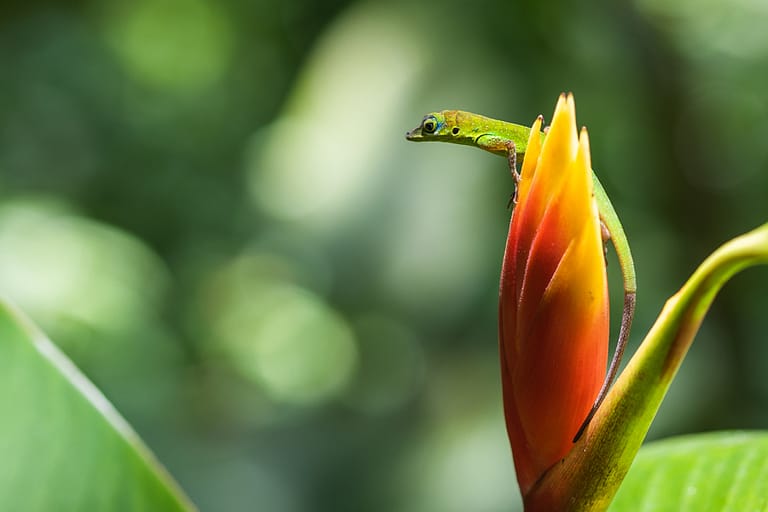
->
[0,199,167,334]
[635,0,768,59]
[205,254,357,406]
[101,0,232,92]
[247,4,425,228]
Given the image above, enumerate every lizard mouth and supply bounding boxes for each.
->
[405,127,423,140]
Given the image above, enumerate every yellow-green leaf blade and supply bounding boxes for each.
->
[611,432,768,511]
[0,300,195,511]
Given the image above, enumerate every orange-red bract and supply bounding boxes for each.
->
[499,94,609,495]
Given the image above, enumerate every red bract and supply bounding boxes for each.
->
[499,94,609,494]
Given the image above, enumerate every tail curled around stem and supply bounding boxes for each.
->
[573,291,636,442]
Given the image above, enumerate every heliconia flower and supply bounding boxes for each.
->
[499,94,609,495]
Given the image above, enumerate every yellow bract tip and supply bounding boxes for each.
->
[566,92,576,115]
[578,126,592,177]
[518,115,544,203]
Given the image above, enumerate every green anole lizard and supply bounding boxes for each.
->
[406,110,636,441]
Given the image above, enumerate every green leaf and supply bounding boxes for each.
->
[0,300,195,511]
[610,432,768,511]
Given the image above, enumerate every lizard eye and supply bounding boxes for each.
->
[422,118,437,133]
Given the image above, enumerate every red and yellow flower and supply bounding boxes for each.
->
[499,94,609,494]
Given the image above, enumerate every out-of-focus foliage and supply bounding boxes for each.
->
[0,0,766,510]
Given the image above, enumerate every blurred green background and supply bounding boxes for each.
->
[1,0,767,510]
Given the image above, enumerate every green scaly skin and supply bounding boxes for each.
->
[406,110,636,439]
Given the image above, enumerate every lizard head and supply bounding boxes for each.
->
[405,111,452,142]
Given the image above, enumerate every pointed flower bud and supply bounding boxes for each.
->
[499,94,609,494]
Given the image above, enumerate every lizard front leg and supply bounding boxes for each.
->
[475,135,520,207]
[504,140,519,207]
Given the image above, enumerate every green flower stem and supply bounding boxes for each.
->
[523,222,768,512]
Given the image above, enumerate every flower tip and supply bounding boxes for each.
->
[578,124,591,157]
[566,93,577,120]
[531,115,544,134]
[555,93,569,113]
[546,93,579,156]
[579,126,589,142]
